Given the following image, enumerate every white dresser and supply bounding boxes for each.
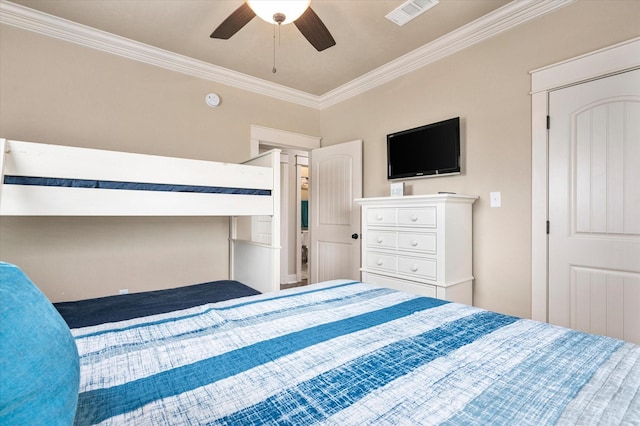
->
[355,194,477,305]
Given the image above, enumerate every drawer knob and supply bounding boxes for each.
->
[376,214,383,221]
[376,237,383,244]
[410,215,418,222]
[411,240,418,247]
[410,265,419,272]
[376,260,383,266]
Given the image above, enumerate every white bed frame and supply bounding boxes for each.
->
[0,138,281,293]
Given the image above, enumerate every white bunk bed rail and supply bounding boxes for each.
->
[0,138,281,293]
[0,139,277,216]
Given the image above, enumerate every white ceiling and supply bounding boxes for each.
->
[7,0,513,96]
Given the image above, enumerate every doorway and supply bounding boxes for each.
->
[250,125,320,290]
[250,126,363,288]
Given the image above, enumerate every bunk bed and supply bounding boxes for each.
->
[0,138,281,294]
[2,139,639,425]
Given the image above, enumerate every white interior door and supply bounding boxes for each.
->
[548,69,640,343]
[310,140,362,283]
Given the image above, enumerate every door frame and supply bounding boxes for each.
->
[250,125,321,156]
[530,37,640,322]
[295,156,309,283]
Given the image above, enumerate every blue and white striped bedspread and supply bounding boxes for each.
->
[72,280,640,425]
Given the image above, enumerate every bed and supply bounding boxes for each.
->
[0,138,281,294]
[2,263,639,425]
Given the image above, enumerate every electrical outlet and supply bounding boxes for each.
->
[490,192,501,208]
[119,289,129,295]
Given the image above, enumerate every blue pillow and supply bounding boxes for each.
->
[0,262,79,425]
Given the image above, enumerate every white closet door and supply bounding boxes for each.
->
[548,69,640,343]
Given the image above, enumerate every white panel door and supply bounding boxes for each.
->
[310,140,362,283]
[548,69,640,343]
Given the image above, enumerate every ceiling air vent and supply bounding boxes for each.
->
[385,0,439,26]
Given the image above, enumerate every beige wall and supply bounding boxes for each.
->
[0,25,320,301]
[320,0,640,318]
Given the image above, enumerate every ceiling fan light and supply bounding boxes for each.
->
[247,0,310,25]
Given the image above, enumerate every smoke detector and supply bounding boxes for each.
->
[386,0,439,26]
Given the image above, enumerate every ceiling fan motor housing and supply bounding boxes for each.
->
[273,12,286,25]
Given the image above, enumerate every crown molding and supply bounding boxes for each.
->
[318,0,575,109]
[1,0,574,110]
[0,0,321,109]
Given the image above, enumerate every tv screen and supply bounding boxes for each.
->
[387,117,461,180]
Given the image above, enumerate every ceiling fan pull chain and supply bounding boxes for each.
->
[272,23,277,73]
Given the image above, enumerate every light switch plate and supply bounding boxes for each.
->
[490,191,501,208]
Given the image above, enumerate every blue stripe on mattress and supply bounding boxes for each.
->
[442,330,623,425]
[75,296,450,424]
[211,279,362,312]
[3,175,271,196]
[217,311,519,425]
[77,284,390,363]
[75,281,363,340]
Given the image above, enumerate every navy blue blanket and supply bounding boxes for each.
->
[54,280,260,328]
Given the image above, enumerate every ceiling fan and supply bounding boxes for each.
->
[210,0,336,52]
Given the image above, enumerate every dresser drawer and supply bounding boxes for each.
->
[367,230,397,250]
[397,232,437,254]
[366,208,396,225]
[398,207,437,227]
[366,252,397,273]
[398,257,437,281]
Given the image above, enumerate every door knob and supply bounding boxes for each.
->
[351,233,359,240]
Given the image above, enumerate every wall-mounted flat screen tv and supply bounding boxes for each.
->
[387,117,461,180]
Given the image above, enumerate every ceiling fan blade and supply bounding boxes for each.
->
[210,3,256,39]
[294,7,336,52]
